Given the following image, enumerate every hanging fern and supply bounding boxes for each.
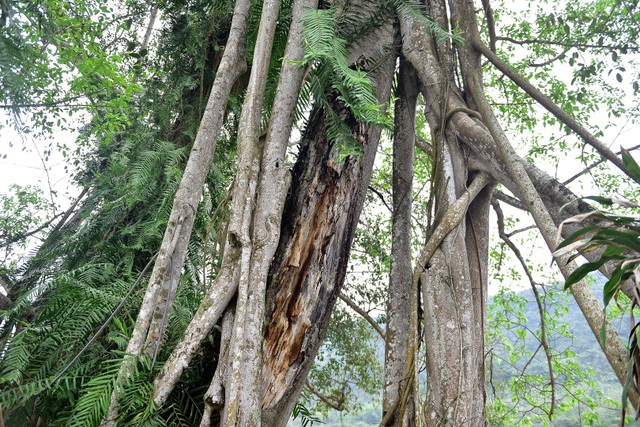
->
[298,7,393,162]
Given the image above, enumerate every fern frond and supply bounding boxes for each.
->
[393,0,464,45]
[300,7,392,162]
[67,357,121,427]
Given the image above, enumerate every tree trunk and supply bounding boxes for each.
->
[101,1,250,424]
[400,0,636,422]
[261,42,396,423]
[155,3,396,425]
[398,4,490,425]
[382,58,418,427]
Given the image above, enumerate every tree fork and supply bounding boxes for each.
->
[453,0,640,408]
[471,39,637,184]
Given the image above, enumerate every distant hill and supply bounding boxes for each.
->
[489,280,631,426]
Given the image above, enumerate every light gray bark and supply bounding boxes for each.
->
[222,0,284,424]
[399,5,491,424]
[382,58,418,427]
[102,1,251,424]
[451,0,639,408]
[200,308,234,427]
[153,0,316,413]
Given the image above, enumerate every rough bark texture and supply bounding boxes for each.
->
[154,0,315,411]
[103,1,250,424]
[420,161,490,426]
[399,4,490,425]
[382,58,418,427]
[222,0,284,424]
[261,25,396,426]
[453,0,639,409]
[139,0,637,424]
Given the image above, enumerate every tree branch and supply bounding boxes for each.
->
[368,185,393,214]
[415,134,433,158]
[0,211,64,249]
[563,144,640,186]
[472,39,638,184]
[305,379,344,411]
[339,292,385,340]
[492,200,556,419]
[0,91,104,109]
[481,0,497,52]
[493,190,527,211]
[496,36,639,52]
[412,172,492,288]
[529,47,572,67]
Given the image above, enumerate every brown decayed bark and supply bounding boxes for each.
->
[261,20,396,424]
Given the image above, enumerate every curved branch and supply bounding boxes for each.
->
[472,39,637,184]
[415,134,433,158]
[496,36,639,52]
[492,200,556,419]
[529,47,572,68]
[412,172,492,288]
[339,292,385,340]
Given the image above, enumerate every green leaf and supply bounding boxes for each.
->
[592,228,640,252]
[583,195,614,205]
[603,266,625,307]
[555,225,601,251]
[563,259,607,290]
[621,149,640,183]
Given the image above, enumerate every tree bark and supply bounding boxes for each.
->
[451,0,639,409]
[399,4,491,425]
[382,58,418,427]
[221,0,285,424]
[101,1,250,424]
[261,23,396,426]
[153,0,315,410]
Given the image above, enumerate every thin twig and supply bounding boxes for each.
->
[493,190,527,211]
[0,211,64,249]
[505,225,537,238]
[493,200,556,419]
[0,91,104,109]
[368,185,393,214]
[563,144,640,186]
[496,36,639,51]
[529,47,572,67]
[305,379,344,411]
[339,292,385,340]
